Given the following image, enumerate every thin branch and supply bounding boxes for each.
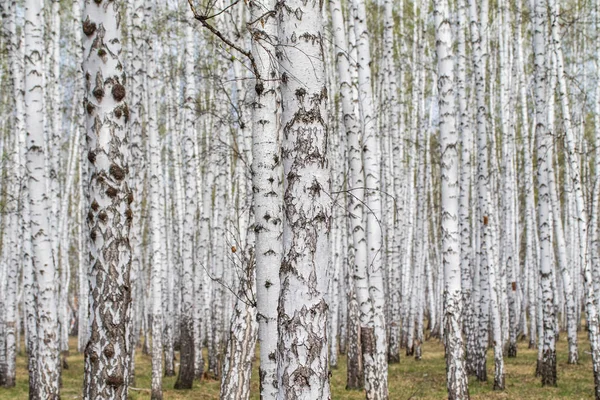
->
[187,0,261,80]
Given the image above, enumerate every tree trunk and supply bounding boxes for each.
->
[175,22,199,390]
[25,0,61,397]
[351,0,389,396]
[533,0,557,387]
[434,0,470,397]
[248,1,281,397]
[276,1,331,398]
[82,0,133,398]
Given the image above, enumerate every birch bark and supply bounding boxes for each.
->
[249,0,281,397]
[4,0,24,387]
[350,0,388,395]
[276,1,331,397]
[176,22,199,390]
[147,23,164,399]
[533,0,557,386]
[434,0,470,397]
[25,0,61,397]
[82,0,133,397]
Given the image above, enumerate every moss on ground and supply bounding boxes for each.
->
[1,330,595,399]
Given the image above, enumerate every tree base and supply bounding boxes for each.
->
[540,350,557,387]
[493,374,505,390]
[507,343,517,358]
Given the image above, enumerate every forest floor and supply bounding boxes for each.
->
[2,329,595,399]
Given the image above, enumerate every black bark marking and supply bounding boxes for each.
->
[112,83,126,102]
[83,19,96,36]
[109,164,125,181]
[105,186,117,198]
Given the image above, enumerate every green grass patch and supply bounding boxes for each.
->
[1,330,595,399]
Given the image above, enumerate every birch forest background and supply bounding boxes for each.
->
[2,0,600,399]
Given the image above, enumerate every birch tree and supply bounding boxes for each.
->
[434,0,469,397]
[3,0,24,388]
[25,0,61,397]
[276,1,331,397]
[175,21,199,390]
[147,16,164,398]
[351,0,389,395]
[248,0,282,397]
[82,0,133,397]
[533,0,557,386]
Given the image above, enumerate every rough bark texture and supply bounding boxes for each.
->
[82,0,133,398]
[434,0,470,398]
[4,0,24,388]
[276,1,332,398]
[126,0,145,379]
[25,0,61,398]
[147,23,163,400]
[249,1,281,397]
[533,0,557,387]
[351,0,389,396]
[220,253,258,400]
[176,22,198,391]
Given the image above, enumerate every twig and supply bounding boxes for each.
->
[129,387,151,392]
[187,0,261,81]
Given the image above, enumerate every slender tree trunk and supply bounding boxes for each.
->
[127,0,145,380]
[248,1,281,397]
[175,22,199,390]
[25,0,61,397]
[456,0,476,376]
[219,250,258,400]
[351,0,388,396]
[329,0,366,386]
[147,27,164,400]
[533,0,557,386]
[434,0,470,397]
[4,0,24,387]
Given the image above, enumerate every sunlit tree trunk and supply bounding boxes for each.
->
[532,0,557,386]
[176,22,198,390]
[3,0,24,387]
[147,25,164,399]
[456,0,476,376]
[126,0,145,379]
[434,0,470,397]
[276,1,331,397]
[25,0,61,397]
[549,0,582,366]
[350,0,388,396]
[82,0,133,397]
[248,0,281,397]
[382,0,402,366]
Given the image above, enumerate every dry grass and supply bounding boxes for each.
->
[1,330,595,399]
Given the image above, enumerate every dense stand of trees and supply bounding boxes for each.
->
[1,0,600,399]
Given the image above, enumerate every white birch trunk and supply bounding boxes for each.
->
[248,1,281,397]
[4,0,24,387]
[350,0,388,396]
[276,2,331,397]
[126,0,145,378]
[147,25,164,399]
[434,0,469,396]
[533,0,557,386]
[82,0,133,397]
[25,0,61,397]
[176,22,198,390]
